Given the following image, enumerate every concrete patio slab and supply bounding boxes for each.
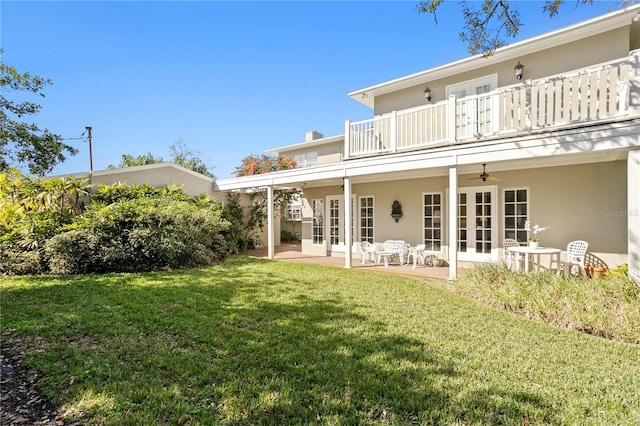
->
[245,243,470,281]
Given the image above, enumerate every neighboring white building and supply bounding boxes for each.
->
[217,7,640,280]
[69,163,216,197]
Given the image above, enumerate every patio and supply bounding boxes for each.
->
[245,242,471,281]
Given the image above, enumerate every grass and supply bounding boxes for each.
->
[1,256,639,425]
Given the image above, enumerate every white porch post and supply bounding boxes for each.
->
[448,166,458,280]
[628,149,640,282]
[267,186,274,260]
[344,176,352,269]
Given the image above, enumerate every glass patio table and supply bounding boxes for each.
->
[507,246,561,273]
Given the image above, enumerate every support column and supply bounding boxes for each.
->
[448,166,458,280]
[629,149,640,282]
[267,186,274,260]
[344,176,352,269]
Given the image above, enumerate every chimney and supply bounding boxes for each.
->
[305,131,323,141]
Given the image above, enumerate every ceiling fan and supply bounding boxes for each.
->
[470,163,501,182]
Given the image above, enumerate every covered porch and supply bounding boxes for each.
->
[217,138,638,280]
[245,242,468,281]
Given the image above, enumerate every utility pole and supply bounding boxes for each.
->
[85,126,93,175]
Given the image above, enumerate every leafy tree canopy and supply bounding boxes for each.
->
[235,153,297,177]
[0,51,78,176]
[417,0,601,56]
[108,139,214,178]
[233,153,298,234]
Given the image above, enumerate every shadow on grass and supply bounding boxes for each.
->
[1,256,556,424]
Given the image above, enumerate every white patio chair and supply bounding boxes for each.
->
[360,241,377,264]
[503,238,521,270]
[556,240,589,278]
[407,244,426,268]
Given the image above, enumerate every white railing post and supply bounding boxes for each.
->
[447,95,457,143]
[525,79,533,130]
[344,119,351,160]
[629,49,640,117]
[390,110,397,152]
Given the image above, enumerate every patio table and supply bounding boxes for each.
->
[507,246,561,273]
[376,251,397,268]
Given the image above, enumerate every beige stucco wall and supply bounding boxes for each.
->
[89,166,215,197]
[299,160,627,267]
[281,140,344,166]
[374,26,630,115]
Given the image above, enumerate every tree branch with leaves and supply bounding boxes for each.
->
[233,153,298,236]
[1,51,78,175]
[418,0,598,56]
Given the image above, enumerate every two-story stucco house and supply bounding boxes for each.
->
[215,6,640,281]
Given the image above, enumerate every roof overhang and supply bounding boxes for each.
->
[266,134,345,154]
[64,162,214,183]
[349,5,640,108]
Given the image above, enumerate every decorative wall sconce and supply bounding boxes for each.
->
[391,200,403,222]
[423,85,432,102]
[514,61,525,80]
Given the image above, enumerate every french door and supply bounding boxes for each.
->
[326,195,356,253]
[448,75,497,139]
[456,186,498,262]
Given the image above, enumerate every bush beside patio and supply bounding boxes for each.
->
[1,257,638,424]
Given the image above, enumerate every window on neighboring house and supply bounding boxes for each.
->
[285,204,302,221]
[293,152,318,168]
[504,188,529,243]
[423,193,442,251]
[359,196,374,243]
[312,199,324,244]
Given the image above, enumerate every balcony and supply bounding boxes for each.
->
[345,54,637,159]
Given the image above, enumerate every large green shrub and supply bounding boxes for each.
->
[45,197,229,274]
[1,171,232,275]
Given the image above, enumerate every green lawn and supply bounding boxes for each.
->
[1,256,639,425]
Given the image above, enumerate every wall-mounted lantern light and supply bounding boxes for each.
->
[391,200,403,222]
[514,61,525,80]
[423,85,432,102]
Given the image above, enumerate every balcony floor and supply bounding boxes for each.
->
[245,242,472,281]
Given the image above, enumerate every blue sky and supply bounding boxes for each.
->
[1,1,621,179]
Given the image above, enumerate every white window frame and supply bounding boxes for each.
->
[312,199,324,245]
[503,187,530,244]
[359,196,374,244]
[293,152,318,168]
[284,204,302,221]
[422,192,444,254]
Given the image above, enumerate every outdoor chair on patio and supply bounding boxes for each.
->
[375,240,407,267]
[406,244,426,268]
[360,241,377,264]
[556,240,589,277]
[503,238,521,270]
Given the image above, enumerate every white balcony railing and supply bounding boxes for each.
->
[345,53,636,159]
